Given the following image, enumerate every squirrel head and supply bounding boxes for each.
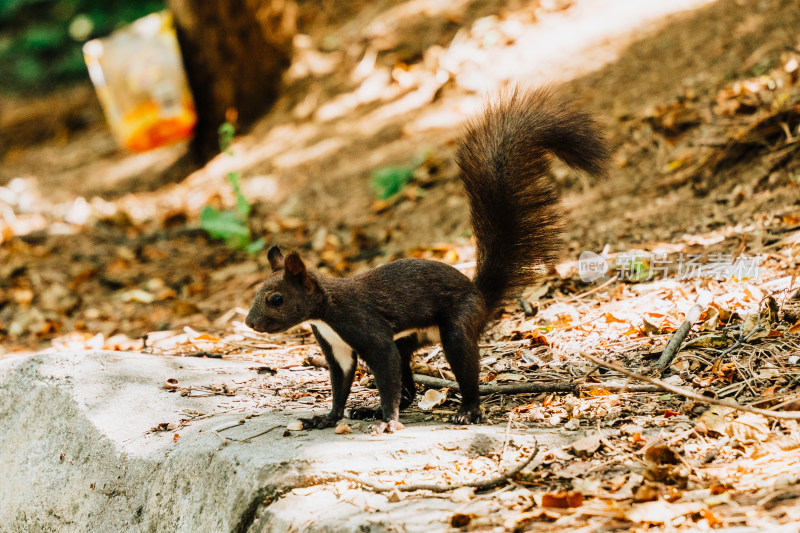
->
[245,246,321,333]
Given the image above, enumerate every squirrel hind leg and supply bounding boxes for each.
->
[347,405,382,420]
[439,321,483,425]
[394,334,422,409]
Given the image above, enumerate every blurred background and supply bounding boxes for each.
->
[0,0,164,92]
[1,0,799,356]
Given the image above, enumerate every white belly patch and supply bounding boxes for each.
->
[308,320,355,374]
[393,326,441,344]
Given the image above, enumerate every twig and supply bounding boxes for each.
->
[595,419,618,453]
[656,291,712,370]
[238,425,282,442]
[413,374,661,394]
[500,413,513,469]
[580,352,800,420]
[326,441,539,493]
[211,430,229,446]
[562,275,619,304]
[717,304,767,359]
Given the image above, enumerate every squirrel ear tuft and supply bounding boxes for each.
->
[267,246,284,271]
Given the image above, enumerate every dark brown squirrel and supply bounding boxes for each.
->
[245,87,610,434]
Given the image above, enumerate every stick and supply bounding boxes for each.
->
[656,292,712,370]
[499,413,513,469]
[238,425,283,442]
[326,441,538,493]
[562,275,619,304]
[413,374,661,395]
[580,352,800,420]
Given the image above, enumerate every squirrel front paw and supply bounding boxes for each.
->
[300,414,339,429]
[370,420,405,435]
[449,407,483,425]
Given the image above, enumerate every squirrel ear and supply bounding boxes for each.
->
[284,252,316,293]
[267,246,284,271]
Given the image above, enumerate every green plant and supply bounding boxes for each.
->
[369,150,436,201]
[199,123,265,253]
[0,0,166,93]
[370,165,415,200]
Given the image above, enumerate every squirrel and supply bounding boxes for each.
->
[245,87,610,434]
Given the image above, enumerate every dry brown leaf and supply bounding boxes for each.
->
[583,387,611,397]
[645,444,680,465]
[503,509,561,529]
[495,373,526,382]
[604,312,627,324]
[741,313,769,340]
[712,359,737,382]
[418,389,448,410]
[625,501,705,524]
[726,412,770,442]
[684,336,732,349]
[570,434,602,457]
[449,514,472,528]
[695,406,734,435]
[541,491,583,509]
[632,482,661,503]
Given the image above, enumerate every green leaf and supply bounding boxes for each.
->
[218,122,235,154]
[370,166,414,200]
[200,207,250,241]
[244,238,266,254]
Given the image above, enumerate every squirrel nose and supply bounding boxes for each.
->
[245,315,255,329]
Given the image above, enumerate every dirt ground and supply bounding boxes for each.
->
[2,0,800,530]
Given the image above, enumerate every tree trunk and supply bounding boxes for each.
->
[168,0,296,162]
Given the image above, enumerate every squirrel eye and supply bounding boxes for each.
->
[268,294,284,307]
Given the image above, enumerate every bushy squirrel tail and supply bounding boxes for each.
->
[457,86,610,314]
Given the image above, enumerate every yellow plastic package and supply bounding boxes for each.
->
[83,12,196,152]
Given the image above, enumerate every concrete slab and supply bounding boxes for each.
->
[0,351,552,532]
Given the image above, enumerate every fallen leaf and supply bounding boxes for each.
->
[632,482,661,503]
[119,289,156,304]
[335,423,351,434]
[541,491,583,508]
[583,387,611,397]
[645,444,680,465]
[503,509,560,529]
[684,335,732,349]
[450,486,475,503]
[726,412,770,441]
[712,359,737,382]
[450,514,472,528]
[702,491,731,506]
[386,489,403,503]
[418,389,448,410]
[625,501,705,524]
[495,373,526,382]
[194,333,221,341]
[740,313,769,340]
[569,434,602,457]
